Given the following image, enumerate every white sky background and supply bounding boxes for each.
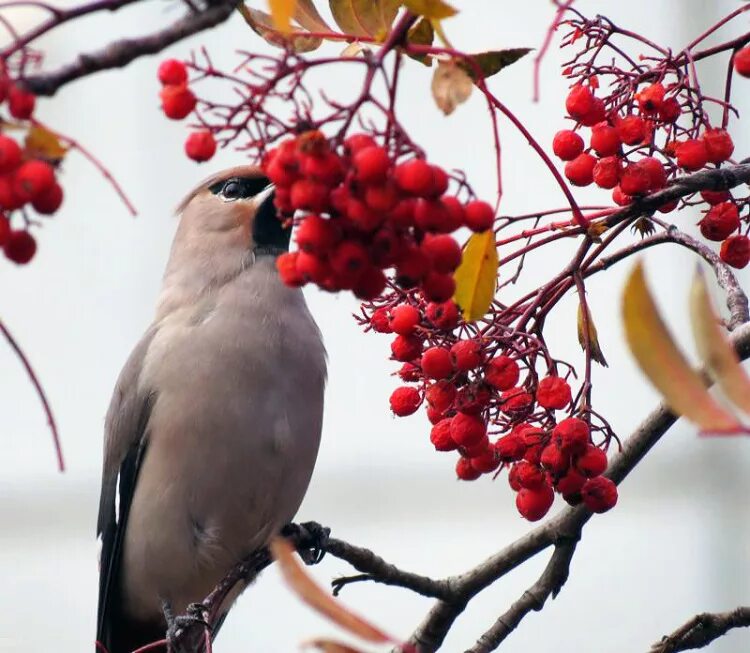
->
[1,1,750,651]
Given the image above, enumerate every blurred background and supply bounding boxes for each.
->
[1,1,749,651]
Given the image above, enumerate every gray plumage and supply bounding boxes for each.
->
[96,166,326,653]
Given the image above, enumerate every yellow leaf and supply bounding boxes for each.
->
[25,125,68,162]
[577,302,608,367]
[453,230,498,321]
[431,59,472,115]
[294,0,332,31]
[269,0,297,32]
[328,0,400,38]
[271,538,396,643]
[689,268,750,416]
[403,0,457,20]
[622,261,742,433]
[240,5,322,52]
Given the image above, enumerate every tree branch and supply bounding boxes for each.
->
[649,607,750,653]
[21,1,236,96]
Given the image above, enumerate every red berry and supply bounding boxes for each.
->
[733,46,750,77]
[0,136,21,174]
[389,386,421,416]
[159,84,196,120]
[463,200,494,232]
[702,128,734,164]
[421,271,455,302]
[616,115,647,145]
[450,412,486,447]
[579,98,605,127]
[426,404,445,425]
[500,387,534,413]
[565,85,595,121]
[619,163,650,196]
[4,229,36,264]
[576,445,608,477]
[354,146,390,184]
[658,97,681,123]
[440,196,466,230]
[700,189,731,205]
[450,339,482,371]
[425,380,456,412]
[390,334,423,362]
[296,215,338,254]
[363,183,398,213]
[388,198,416,228]
[581,476,618,513]
[425,300,459,329]
[552,130,584,161]
[8,86,35,119]
[13,160,55,202]
[370,307,392,333]
[330,241,368,278]
[394,159,434,197]
[370,227,403,268]
[158,59,188,85]
[484,355,520,390]
[454,383,490,415]
[414,199,454,233]
[353,265,386,300]
[590,124,621,157]
[388,304,420,335]
[516,484,554,521]
[699,202,740,241]
[290,179,330,212]
[556,469,587,495]
[564,153,596,186]
[636,82,665,112]
[295,251,328,284]
[421,346,454,380]
[395,246,429,287]
[720,235,750,269]
[515,461,546,488]
[456,457,482,481]
[536,376,572,410]
[430,419,457,451]
[31,182,63,214]
[347,198,383,232]
[277,252,305,287]
[470,449,500,473]
[494,434,526,462]
[428,165,449,197]
[399,362,421,382]
[553,417,590,455]
[0,214,8,246]
[421,234,462,273]
[612,185,632,207]
[639,157,667,191]
[592,156,621,189]
[184,131,216,162]
[675,139,708,171]
[343,133,376,155]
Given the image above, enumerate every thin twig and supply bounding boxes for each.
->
[650,606,750,653]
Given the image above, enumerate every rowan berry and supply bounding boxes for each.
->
[0,214,8,246]
[500,387,534,413]
[494,434,526,462]
[425,380,456,412]
[616,115,647,145]
[720,235,750,269]
[639,157,667,191]
[395,247,429,287]
[450,412,486,447]
[699,202,739,241]
[580,97,606,127]
[428,165,449,197]
[456,457,482,481]
[450,339,482,371]
[4,229,36,264]
[441,196,466,230]
[158,59,188,85]
[733,46,750,77]
[564,153,596,186]
[343,133,376,155]
[536,376,572,410]
[302,152,344,186]
[31,182,63,214]
[470,449,500,473]
[160,84,196,120]
[394,158,434,196]
[612,185,632,206]
[581,476,618,513]
[14,160,55,202]
[8,86,35,120]
[347,198,383,232]
[330,241,368,277]
[390,334,423,362]
[296,251,328,284]
[296,215,338,254]
[454,383,491,415]
[702,128,734,164]
[429,419,455,451]
[576,444,608,477]
[619,163,650,196]
[421,271,455,302]
[700,190,730,205]
[414,198,452,233]
[370,307,392,333]
[590,124,621,156]
[675,139,708,171]
[464,200,495,232]
[353,146,390,184]
[0,136,21,174]
[565,85,595,121]
[426,405,446,425]
[636,82,665,112]
[421,234,461,273]
[425,300,459,329]
[657,97,681,123]
[552,417,590,455]
[484,355,520,390]
[277,252,305,288]
[184,131,216,162]
[389,386,421,416]
[592,156,621,189]
[353,266,386,300]
[516,483,554,521]
[540,444,568,474]
[556,468,587,495]
[421,346,454,379]
[552,130,584,161]
[389,304,421,335]
[363,182,398,212]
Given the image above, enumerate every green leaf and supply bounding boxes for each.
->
[459,48,532,81]
[453,230,498,321]
[622,261,742,434]
[405,17,434,66]
[328,0,400,38]
[403,0,457,20]
[689,267,750,416]
[577,302,608,367]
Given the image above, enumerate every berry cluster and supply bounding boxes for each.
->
[266,130,494,301]
[157,59,216,163]
[0,75,64,265]
[373,296,617,521]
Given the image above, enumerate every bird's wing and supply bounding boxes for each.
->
[96,328,157,650]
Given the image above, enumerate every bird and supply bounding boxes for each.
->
[95,165,326,653]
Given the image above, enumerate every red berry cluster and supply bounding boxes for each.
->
[265,130,494,300]
[374,296,617,521]
[157,59,216,163]
[553,81,749,269]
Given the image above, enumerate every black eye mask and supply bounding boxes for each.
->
[208,176,271,200]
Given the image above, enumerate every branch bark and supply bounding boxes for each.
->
[650,607,750,653]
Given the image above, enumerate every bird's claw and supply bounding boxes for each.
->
[298,520,330,565]
[162,600,211,653]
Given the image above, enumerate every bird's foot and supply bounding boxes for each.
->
[295,520,331,565]
[162,600,211,653]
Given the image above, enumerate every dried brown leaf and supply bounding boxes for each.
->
[295,0,332,31]
[240,5,322,52]
[329,0,400,38]
[577,302,608,367]
[459,48,531,81]
[431,59,472,115]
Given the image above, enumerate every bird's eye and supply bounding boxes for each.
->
[221,180,242,201]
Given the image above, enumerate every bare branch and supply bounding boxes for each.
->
[650,607,750,653]
[21,1,236,96]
